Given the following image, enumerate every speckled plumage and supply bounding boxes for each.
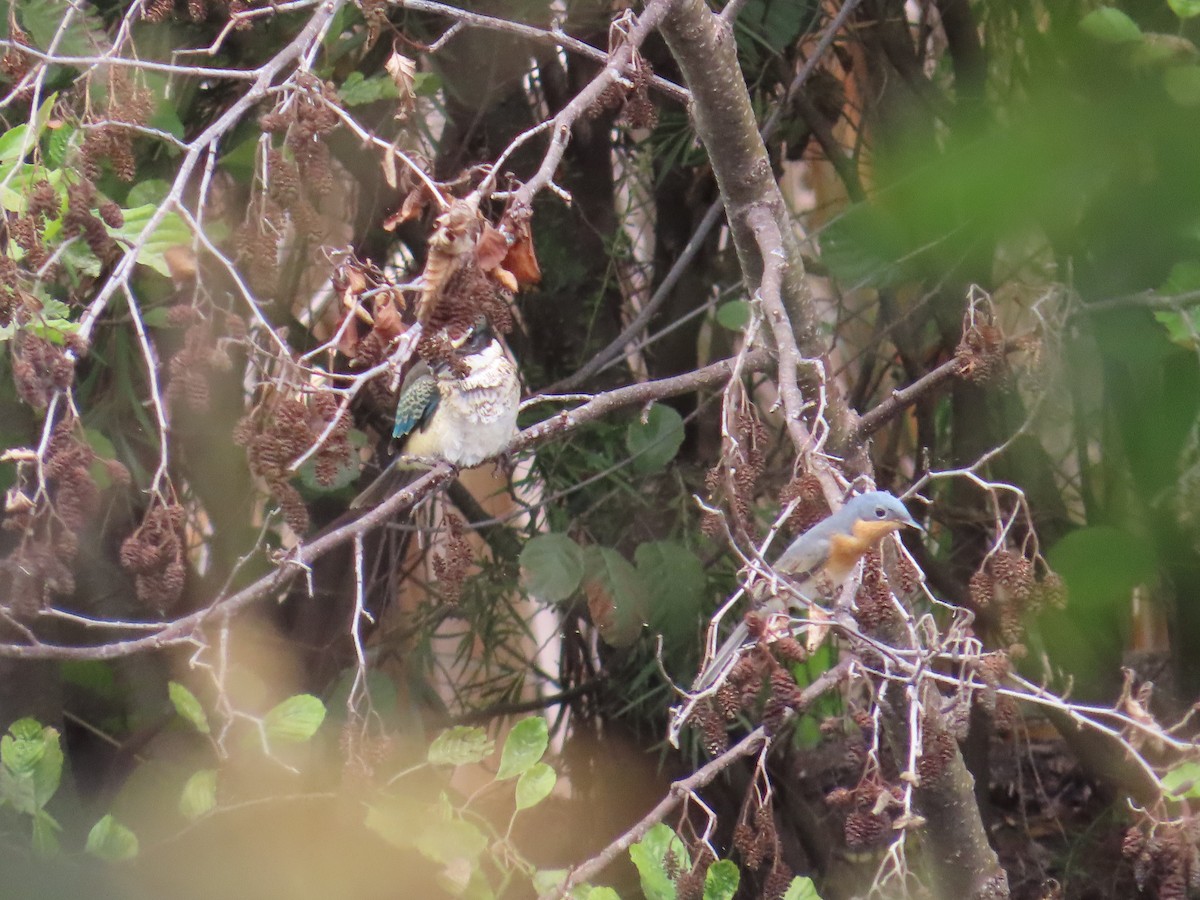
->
[392,367,440,441]
[400,339,519,467]
[351,332,520,509]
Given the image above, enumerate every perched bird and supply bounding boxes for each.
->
[351,318,520,508]
[693,490,921,691]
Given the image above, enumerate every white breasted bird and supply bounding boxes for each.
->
[351,318,520,508]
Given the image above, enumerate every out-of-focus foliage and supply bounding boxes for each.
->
[0,0,1199,897]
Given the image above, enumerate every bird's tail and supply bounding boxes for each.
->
[692,619,752,694]
[350,459,422,509]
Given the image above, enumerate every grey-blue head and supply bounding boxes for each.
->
[834,490,922,533]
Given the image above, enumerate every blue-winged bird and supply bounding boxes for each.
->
[694,490,921,691]
[351,318,519,508]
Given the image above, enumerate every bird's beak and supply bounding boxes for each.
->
[903,513,925,533]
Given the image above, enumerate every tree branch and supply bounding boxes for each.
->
[658,0,861,504]
[0,351,772,660]
[551,0,863,395]
[543,659,851,899]
[396,0,689,103]
[854,354,966,441]
[506,0,675,207]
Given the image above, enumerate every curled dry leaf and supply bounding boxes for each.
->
[499,203,541,288]
[502,225,541,287]
[475,222,508,271]
[474,213,541,293]
[326,263,371,353]
[385,49,417,119]
[805,603,832,654]
[383,182,438,231]
[492,266,518,294]
[371,291,406,343]
[475,222,519,292]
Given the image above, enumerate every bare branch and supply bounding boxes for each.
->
[544,659,850,899]
[0,351,770,659]
[395,0,689,103]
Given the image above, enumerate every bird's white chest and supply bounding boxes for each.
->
[406,355,519,467]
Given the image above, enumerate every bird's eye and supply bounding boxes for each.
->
[874,506,887,519]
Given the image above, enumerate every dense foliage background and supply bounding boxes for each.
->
[0,0,1199,897]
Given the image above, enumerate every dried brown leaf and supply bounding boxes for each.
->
[385,50,417,119]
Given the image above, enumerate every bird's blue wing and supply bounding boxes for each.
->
[774,516,838,577]
[393,371,439,441]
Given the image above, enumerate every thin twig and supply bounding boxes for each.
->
[546,659,850,899]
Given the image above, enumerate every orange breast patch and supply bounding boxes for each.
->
[825,520,903,584]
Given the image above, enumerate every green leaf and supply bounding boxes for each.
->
[263,694,326,743]
[339,71,401,106]
[819,202,905,289]
[0,126,32,165]
[534,870,614,898]
[0,94,55,165]
[515,762,556,810]
[0,768,37,814]
[31,809,61,858]
[782,876,823,900]
[1134,32,1200,67]
[716,300,751,331]
[326,664,398,720]
[629,823,688,900]
[107,205,193,278]
[1079,7,1143,43]
[84,428,116,460]
[126,179,172,208]
[20,0,107,58]
[179,769,218,820]
[0,719,62,811]
[735,0,816,66]
[220,134,259,182]
[46,124,74,169]
[626,403,685,473]
[532,871,569,895]
[412,71,442,96]
[85,814,139,861]
[703,860,740,900]
[30,731,61,810]
[496,717,548,780]
[168,681,210,734]
[415,818,488,865]
[428,726,494,766]
[365,799,417,849]
[1047,527,1156,609]
[1170,0,1200,18]
[636,541,707,640]
[584,547,650,647]
[1153,309,1200,347]
[60,660,118,699]
[1162,260,1200,294]
[1,720,46,772]
[520,533,586,601]
[149,101,186,143]
[141,307,173,329]
[1163,761,1200,798]
[1164,65,1200,105]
